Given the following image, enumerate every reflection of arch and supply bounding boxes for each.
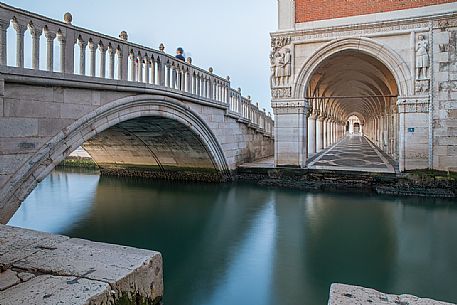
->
[294,37,412,99]
[1,95,230,223]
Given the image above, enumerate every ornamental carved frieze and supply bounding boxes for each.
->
[271,87,292,99]
[439,81,457,92]
[397,98,429,114]
[434,18,457,29]
[271,36,291,50]
[284,21,430,44]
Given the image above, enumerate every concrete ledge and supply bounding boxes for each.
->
[329,283,455,305]
[0,224,163,305]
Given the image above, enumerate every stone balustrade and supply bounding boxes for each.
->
[0,2,273,137]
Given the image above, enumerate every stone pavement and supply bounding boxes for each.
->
[307,135,396,173]
[0,224,163,305]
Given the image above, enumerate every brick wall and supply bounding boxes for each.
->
[295,0,456,23]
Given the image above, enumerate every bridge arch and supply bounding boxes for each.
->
[0,94,230,223]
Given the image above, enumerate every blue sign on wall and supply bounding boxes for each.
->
[408,128,415,133]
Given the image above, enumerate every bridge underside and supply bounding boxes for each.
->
[83,117,220,181]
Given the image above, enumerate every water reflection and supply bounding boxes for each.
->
[8,168,457,305]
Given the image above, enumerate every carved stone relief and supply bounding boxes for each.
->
[270,36,292,89]
[415,79,430,93]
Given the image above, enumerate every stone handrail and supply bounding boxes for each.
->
[0,2,273,136]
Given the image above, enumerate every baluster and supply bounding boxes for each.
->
[196,75,201,96]
[144,55,150,84]
[185,71,191,93]
[98,42,106,78]
[136,53,143,83]
[88,39,96,77]
[157,59,165,86]
[45,29,56,71]
[129,51,136,81]
[57,31,66,73]
[177,68,181,90]
[171,64,177,88]
[0,19,9,66]
[29,24,42,70]
[107,44,115,79]
[78,39,87,75]
[117,47,127,81]
[150,57,156,84]
[12,19,26,68]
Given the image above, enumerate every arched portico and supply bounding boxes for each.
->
[0,95,230,223]
[272,37,425,171]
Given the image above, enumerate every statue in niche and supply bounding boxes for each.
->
[275,52,285,86]
[283,48,292,77]
[270,51,277,87]
[416,34,430,80]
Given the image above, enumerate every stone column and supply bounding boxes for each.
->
[323,118,328,148]
[29,26,42,70]
[272,100,309,168]
[78,39,87,75]
[0,20,9,66]
[88,40,96,77]
[316,116,324,152]
[108,45,115,79]
[308,113,317,155]
[13,21,26,68]
[99,44,107,78]
[45,31,56,71]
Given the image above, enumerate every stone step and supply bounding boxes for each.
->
[0,224,163,305]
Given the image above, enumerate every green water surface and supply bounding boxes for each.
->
[8,168,457,305]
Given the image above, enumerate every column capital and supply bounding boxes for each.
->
[107,44,115,55]
[57,32,66,44]
[45,30,56,41]
[271,99,309,109]
[88,40,97,51]
[0,19,10,30]
[28,24,42,37]
[12,18,27,34]
[78,39,87,48]
[98,43,107,53]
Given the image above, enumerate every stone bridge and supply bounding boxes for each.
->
[0,3,274,223]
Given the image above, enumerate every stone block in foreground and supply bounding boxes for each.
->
[329,283,455,305]
[0,224,163,305]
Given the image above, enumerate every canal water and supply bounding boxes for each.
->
[8,168,457,305]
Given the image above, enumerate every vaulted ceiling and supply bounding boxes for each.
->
[307,50,398,122]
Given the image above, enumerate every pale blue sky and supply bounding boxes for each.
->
[4,0,277,112]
